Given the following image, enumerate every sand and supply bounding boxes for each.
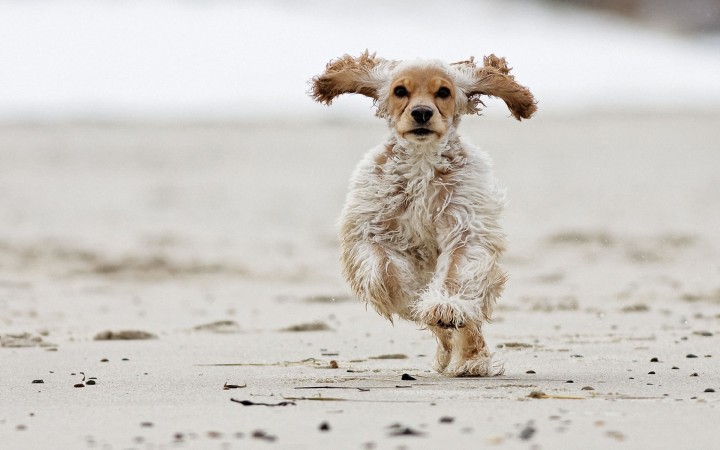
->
[1,113,719,449]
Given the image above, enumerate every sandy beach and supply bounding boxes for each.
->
[1,114,719,449]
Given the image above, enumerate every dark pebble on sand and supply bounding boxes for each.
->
[687,354,698,358]
[581,386,595,391]
[140,422,153,428]
[566,380,574,383]
[85,380,96,385]
[31,380,44,384]
[648,371,656,375]
[73,383,85,388]
[100,358,109,362]
[691,373,699,377]
[672,366,679,370]
[319,422,331,431]
[526,370,536,374]
[650,357,659,362]
[253,430,277,442]
[519,425,536,440]
[439,416,455,424]
[704,388,715,393]
[401,373,416,381]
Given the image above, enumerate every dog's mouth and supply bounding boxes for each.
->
[409,128,434,137]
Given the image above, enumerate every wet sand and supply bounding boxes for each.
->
[1,113,719,448]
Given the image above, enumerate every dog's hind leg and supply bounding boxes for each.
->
[446,322,504,377]
[429,326,453,373]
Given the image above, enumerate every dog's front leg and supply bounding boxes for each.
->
[413,213,506,328]
[340,233,417,321]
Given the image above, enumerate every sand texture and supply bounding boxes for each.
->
[1,114,719,449]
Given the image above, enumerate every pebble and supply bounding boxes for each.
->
[439,416,455,424]
[671,366,679,370]
[691,373,699,377]
[686,354,698,358]
[31,380,44,384]
[401,373,416,381]
[650,357,660,362]
[319,422,331,431]
[526,370,536,374]
[704,388,715,393]
[519,425,536,440]
[648,371,656,375]
[581,386,595,391]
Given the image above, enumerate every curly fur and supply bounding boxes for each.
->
[310,51,536,376]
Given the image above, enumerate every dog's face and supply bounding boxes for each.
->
[310,51,536,133]
[387,66,456,143]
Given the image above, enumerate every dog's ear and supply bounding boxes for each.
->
[455,54,537,120]
[310,51,390,106]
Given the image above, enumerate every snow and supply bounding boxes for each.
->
[1,0,719,119]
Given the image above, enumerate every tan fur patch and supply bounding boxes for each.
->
[388,66,456,139]
[311,51,384,105]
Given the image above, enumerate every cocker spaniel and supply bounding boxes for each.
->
[311,51,536,376]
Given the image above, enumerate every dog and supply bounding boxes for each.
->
[310,51,536,376]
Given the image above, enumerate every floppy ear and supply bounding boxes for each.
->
[455,54,537,120]
[310,51,390,106]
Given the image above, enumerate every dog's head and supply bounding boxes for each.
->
[311,51,537,143]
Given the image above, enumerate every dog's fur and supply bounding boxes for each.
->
[310,52,536,376]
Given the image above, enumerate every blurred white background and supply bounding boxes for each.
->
[1,0,719,120]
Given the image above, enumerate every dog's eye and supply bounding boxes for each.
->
[394,86,408,98]
[436,87,451,98]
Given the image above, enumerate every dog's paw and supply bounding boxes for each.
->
[446,356,504,377]
[414,302,466,329]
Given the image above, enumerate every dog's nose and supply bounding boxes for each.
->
[410,106,434,124]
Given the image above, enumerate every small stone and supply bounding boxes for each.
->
[31,380,44,384]
[439,416,455,423]
[519,425,536,440]
[691,373,699,377]
[581,386,595,391]
[100,358,109,363]
[687,354,698,358]
[140,422,153,428]
[650,357,659,362]
[73,383,85,388]
[401,373,416,381]
[526,370,536,374]
[566,380,574,383]
[648,371,656,375]
[329,360,338,369]
[671,366,679,370]
[318,422,331,431]
[85,380,96,385]
[704,388,715,393]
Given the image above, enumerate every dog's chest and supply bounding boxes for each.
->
[377,156,454,247]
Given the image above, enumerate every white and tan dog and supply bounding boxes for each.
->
[311,52,536,376]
